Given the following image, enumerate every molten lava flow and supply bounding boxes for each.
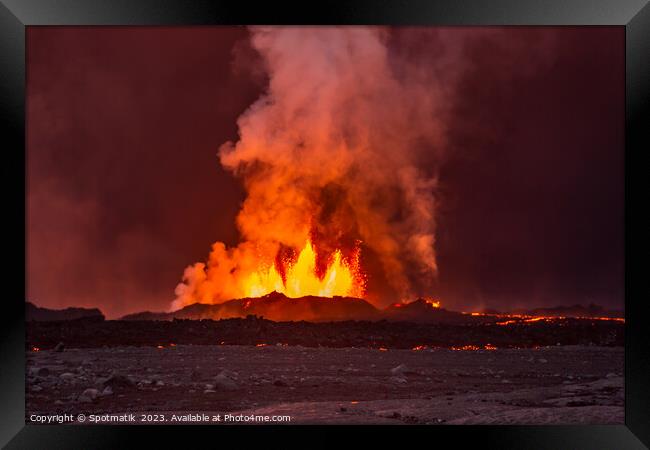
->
[423,297,441,308]
[243,240,366,299]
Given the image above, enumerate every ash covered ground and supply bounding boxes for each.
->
[26,344,623,425]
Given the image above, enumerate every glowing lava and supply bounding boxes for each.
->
[423,297,441,308]
[243,240,366,299]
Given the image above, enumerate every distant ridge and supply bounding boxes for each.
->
[26,302,105,322]
[485,303,624,319]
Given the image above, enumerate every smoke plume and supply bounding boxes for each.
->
[173,27,454,308]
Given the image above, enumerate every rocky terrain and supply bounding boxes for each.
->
[25,299,625,425]
[26,344,624,424]
[26,314,623,350]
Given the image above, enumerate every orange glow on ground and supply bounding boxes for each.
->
[494,315,625,325]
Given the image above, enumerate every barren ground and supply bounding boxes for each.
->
[26,344,623,425]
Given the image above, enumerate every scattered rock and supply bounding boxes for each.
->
[31,385,43,392]
[155,380,164,387]
[273,379,288,387]
[390,364,409,376]
[59,372,75,381]
[100,374,135,389]
[101,386,113,396]
[214,373,238,391]
[82,388,99,400]
[390,376,407,384]
[218,369,239,380]
[606,373,617,379]
[54,342,65,353]
[538,358,548,363]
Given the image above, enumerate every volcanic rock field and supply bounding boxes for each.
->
[25,297,624,425]
[26,344,623,425]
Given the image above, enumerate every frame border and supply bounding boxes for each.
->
[1,1,648,448]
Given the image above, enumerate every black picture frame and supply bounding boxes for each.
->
[1,1,648,448]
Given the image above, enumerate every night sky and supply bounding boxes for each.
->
[27,27,624,318]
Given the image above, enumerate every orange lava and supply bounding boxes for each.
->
[243,239,366,299]
[423,298,441,308]
[451,345,479,351]
[496,319,518,326]
[494,314,625,325]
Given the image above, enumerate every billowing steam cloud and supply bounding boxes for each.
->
[173,27,452,309]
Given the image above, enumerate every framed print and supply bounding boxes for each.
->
[1,1,648,448]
